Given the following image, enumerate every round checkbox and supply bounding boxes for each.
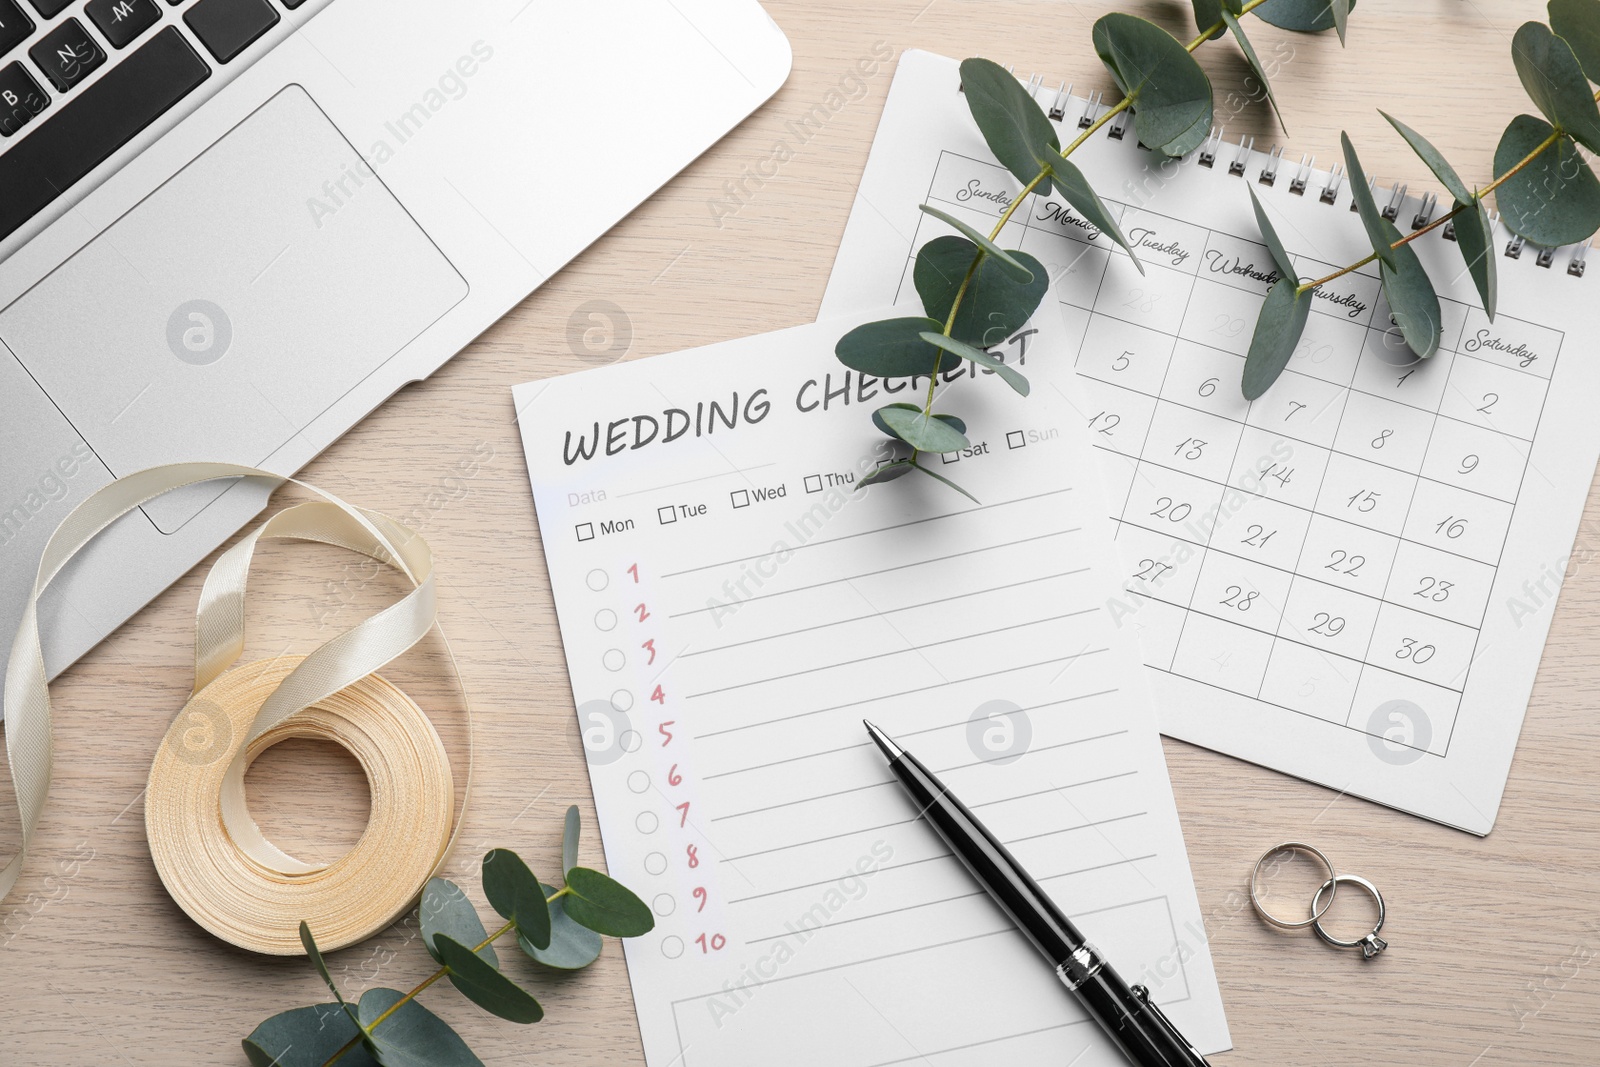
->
[636,811,659,834]
[660,935,684,959]
[627,770,650,794]
[594,608,618,631]
[603,649,626,671]
[644,851,667,875]
[653,893,676,916]
[586,569,609,591]
[611,689,634,712]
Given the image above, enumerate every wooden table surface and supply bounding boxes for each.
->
[4,1,1597,1063]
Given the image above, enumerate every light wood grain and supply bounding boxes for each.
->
[4,1,1598,1063]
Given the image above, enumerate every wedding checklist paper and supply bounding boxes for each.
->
[820,49,1600,834]
[513,304,1229,1065]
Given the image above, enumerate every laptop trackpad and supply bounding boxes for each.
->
[0,85,467,532]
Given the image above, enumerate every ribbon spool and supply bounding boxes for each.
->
[2,464,471,955]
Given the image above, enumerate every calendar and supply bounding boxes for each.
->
[822,50,1600,833]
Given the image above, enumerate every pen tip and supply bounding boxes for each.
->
[863,720,903,761]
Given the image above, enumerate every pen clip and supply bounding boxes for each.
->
[1130,984,1211,1066]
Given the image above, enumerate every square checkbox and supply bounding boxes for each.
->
[730,489,751,509]
[575,522,595,542]
[657,506,676,525]
[941,450,960,464]
[804,474,823,494]
[1006,430,1026,450]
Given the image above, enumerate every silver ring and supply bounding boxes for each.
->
[1249,841,1336,930]
[1313,874,1388,959]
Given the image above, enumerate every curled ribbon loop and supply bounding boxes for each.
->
[2,464,472,954]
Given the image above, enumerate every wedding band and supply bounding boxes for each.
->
[1249,841,1337,930]
[1312,874,1389,959]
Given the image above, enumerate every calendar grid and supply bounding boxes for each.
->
[896,148,1565,762]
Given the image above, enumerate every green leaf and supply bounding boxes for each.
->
[872,402,921,440]
[1342,132,1396,270]
[1247,186,1297,281]
[934,413,967,435]
[1242,280,1312,400]
[914,236,1048,347]
[1454,197,1498,321]
[1512,21,1600,154]
[1158,108,1214,158]
[1551,0,1600,84]
[859,460,916,488]
[1375,217,1442,359]
[1048,156,1144,275]
[357,988,484,1067]
[874,404,971,453]
[562,805,580,877]
[1380,111,1472,204]
[299,921,363,1033]
[563,867,655,938]
[420,878,497,969]
[1091,14,1214,156]
[958,57,1061,192]
[917,204,1033,281]
[433,935,544,1024]
[912,462,980,504]
[243,1003,380,1067]
[483,849,551,951]
[1329,0,1350,43]
[918,332,1030,396]
[1222,11,1286,131]
[1494,114,1600,246]
[835,317,945,378]
[1191,0,1227,39]
[521,883,604,969]
[1254,0,1358,34]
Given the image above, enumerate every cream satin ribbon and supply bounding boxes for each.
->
[2,463,471,953]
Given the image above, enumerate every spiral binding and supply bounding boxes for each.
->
[969,68,1595,278]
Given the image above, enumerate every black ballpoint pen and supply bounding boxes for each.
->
[864,720,1211,1067]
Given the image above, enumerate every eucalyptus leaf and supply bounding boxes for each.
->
[918,204,1033,281]
[1375,217,1442,359]
[1223,0,1244,14]
[1511,21,1600,154]
[1222,11,1286,131]
[299,921,363,1034]
[562,805,580,877]
[1091,13,1214,156]
[914,236,1048,346]
[420,878,497,969]
[835,317,945,378]
[1190,0,1226,39]
[1342,132,1396,270]
[872,402,921,440]
[958,57,1061,191]
[934,413,967,435]
[1158,107,1214,158]
[434,935,544,1024]
[858,460,916,488]
[564,867,656,938]
[482,849,551,951]
[357,988,484,1067]
[912,463,980,504]
[1247,186,1297,280]
[918,332,1031,396]
[1550,0,1600,84]
[1329,0,1350,43]
[1454,197,1498,320]
[1242,280,1312,400]
[1049,155,1144,274]
[1254,0,1357,34]
[1494,114,1600,246]
[243,1003,380,1067]
[874,405,971,453]
[521,883,603,969]
[1380,111,1472,204]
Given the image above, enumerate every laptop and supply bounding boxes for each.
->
[0,0,791,706]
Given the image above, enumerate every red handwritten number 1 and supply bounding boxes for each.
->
[627,563,639,583]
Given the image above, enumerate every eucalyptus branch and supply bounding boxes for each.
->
[242,811,651,1067]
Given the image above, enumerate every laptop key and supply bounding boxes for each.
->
[0,27,209,241]
[24,0,71,18]
[0,0,34,59]
[0,60,47,136]
[183,0,279,64]
[86,0,162,49]
[30,18,105,92]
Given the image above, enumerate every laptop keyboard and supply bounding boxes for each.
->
[0,0,319,243]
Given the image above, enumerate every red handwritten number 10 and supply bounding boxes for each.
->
[695,933,726,952]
